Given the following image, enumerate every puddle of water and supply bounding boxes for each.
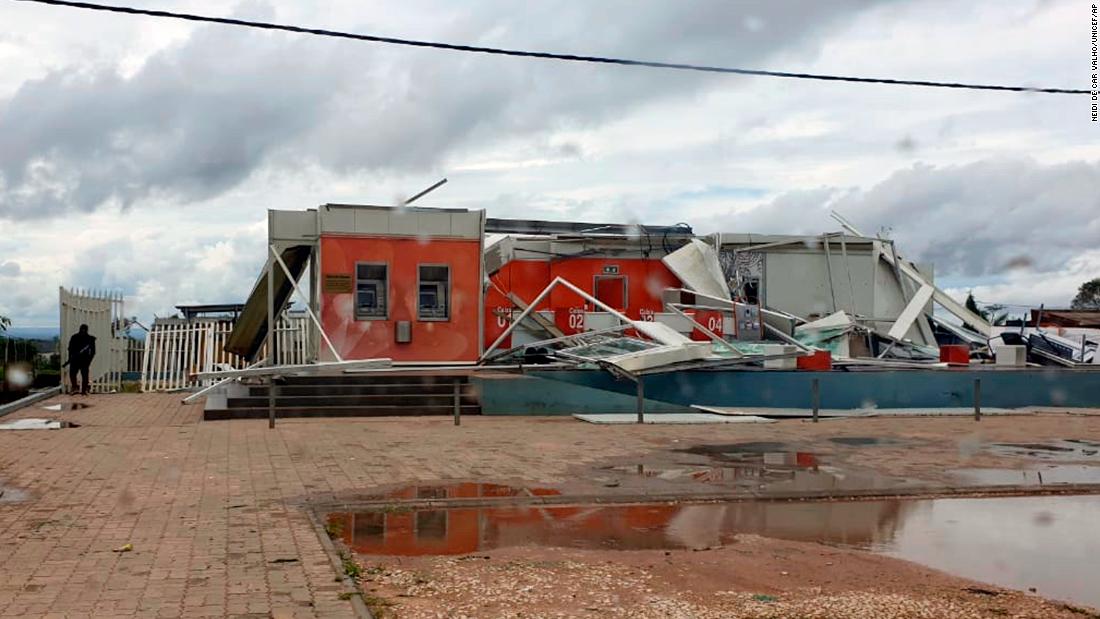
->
[828,437,892,446]
[681,441,791,455]
[0,484,28,503]
[356,482,560,503]
[872,495,1100,610]
[40,402,91,411]
[657,445,911,493]
[330,495,1100,609]
[953,465,1100,485]
[0,418,79,430]
[988,440,1100,462]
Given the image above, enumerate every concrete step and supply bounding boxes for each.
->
[277,374,472,386]
[204,404,482,421]
[248,383,473,397]
[227,394,480,408]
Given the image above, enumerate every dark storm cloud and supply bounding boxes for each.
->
[703,158,1100,278]
[0,0,880,218]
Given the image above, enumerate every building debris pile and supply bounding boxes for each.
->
[112,203,1096,404]
[478,210,1099,378]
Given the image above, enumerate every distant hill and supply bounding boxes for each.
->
[4,327,60,340]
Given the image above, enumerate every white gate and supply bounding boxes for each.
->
[140,313,310,392]
[59,287,127,394]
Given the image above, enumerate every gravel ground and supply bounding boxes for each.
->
[349,535,1096,619]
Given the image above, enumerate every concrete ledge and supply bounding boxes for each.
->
[474,374,693,415]
[0,387,61,419]
[313,483,1100,512]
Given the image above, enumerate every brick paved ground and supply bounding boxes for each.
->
[1,393,1099,618]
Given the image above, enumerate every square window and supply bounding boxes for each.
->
[415,510,447,540]
[417,265,450,320]
[352,512,384,544]
[355,262,388,319]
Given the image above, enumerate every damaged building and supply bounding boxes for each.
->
[133,203,1099,420]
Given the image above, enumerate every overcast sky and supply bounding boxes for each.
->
[0,0,1097,328]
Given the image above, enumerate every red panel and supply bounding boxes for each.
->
[594,276,626,310]
[939,345,970,365]
[691,310,724,341]
[319,235,482,362]
[491,258,680,320]
[554,307,586,335]
[797,350,833,371]
[494,261,552,310]
[483,284,513,351]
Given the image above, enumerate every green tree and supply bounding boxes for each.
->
[1070,278,1100,310]
[964,292,1008,327]
[964,292,981,318]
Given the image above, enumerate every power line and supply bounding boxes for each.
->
[13,0,1089,95]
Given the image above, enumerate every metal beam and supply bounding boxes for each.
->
[193,358,392,381]
[268,245,343,362]
[665,304,741,356]
[481,276,634,360]
[403,178,448,205]
[485,218,692,237]
[887,284,935,341]
[831,211,991,337]
[181,360,265,404]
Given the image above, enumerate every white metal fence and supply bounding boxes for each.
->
[140,313,310,392]
[59,287,128,394]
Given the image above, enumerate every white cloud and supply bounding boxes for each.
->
[0,0,1095,328]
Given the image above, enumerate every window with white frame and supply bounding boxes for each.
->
[417,264,450,320]
[355,262,388,319]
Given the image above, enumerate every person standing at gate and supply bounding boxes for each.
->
[66,324,96,395]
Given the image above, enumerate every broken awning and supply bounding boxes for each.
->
[224,245,311,361]
[661,239,731,300]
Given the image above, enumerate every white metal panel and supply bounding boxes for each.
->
[59,287,125,394]
[765,251,874,321]
[319,206,354,233]
[415,212,452,235]
[994,345,1027,366]
[388,209,419,235]
[450,211,483,239]
[607,342,712,373]
[632,321,692,346]
[661,239,731,300]
[353,208,391,235]
[653,313,694,334]
[140,313,311,391]
[270,209,317,241]
[887,285,935,341]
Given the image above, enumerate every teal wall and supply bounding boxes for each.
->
[474,374,694,416]
[526,368,1100,410]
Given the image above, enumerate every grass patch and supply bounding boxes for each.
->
[362,593,396,617]
[340,552,362,580]
[324,519,344,539]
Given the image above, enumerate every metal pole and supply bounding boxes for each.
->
[269,245,343,362]
[267,254,276,430]
[453,378,461,426]
[403,178,448,205]
[973,377,982,422]
[636,377,645,424]
[811,377,820,423]
[822,234,838,314]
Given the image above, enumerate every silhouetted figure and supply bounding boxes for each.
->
[67,324,96,396]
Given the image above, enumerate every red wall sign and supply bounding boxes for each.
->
[691,310,724,341]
